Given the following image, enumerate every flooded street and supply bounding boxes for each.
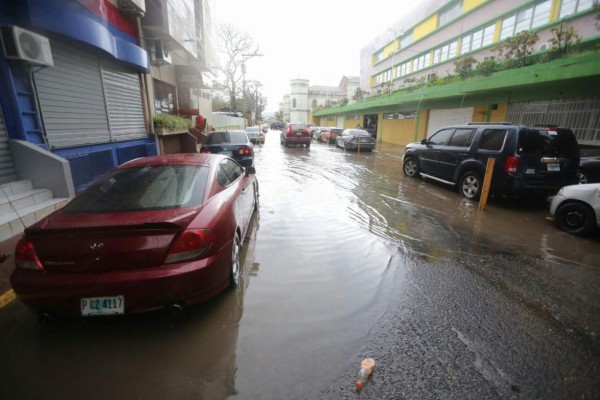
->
[1,131,599,399]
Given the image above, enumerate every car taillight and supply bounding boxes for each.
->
[199,148,211,154]
[504,156,519,173]
[15,237,44,271]
[165,229,213,264]
[238,146,253,155]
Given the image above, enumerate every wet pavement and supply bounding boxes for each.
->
[0,132,599,399]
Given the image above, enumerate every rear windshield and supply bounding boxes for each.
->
[206,131,248,144]
[290,123,307,130]
[330,129,343,134]
[518,128,579,158]
[246,127,259,133]
[62,165,208,213]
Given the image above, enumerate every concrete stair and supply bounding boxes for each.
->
[0,180,71,242]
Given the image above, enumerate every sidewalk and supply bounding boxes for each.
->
[0,142,408,302]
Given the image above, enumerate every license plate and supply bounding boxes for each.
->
[296,132,302,136]
[547,163,560,172]
[81,295,124,316]
[220,151,232,156]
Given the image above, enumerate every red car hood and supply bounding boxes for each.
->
[25,208,200,273]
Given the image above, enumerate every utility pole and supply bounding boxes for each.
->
[241,53,263,113]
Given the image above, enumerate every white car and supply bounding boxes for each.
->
[549,183,600,236]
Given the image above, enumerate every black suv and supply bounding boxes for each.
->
[402,123,580,200]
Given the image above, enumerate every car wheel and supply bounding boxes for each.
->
[403,157,420,177]
[230,233,241,287]
[306,142,310,148]
[577,169,590,184]
[343,142,348,151]
[555,202,595,236]
[459,171,482,200]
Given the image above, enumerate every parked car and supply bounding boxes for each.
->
[10,154,259,318]
[320,127,344,144]
[200,130,254,167]
[280,123,311,147]
[577,156,600,184]
[309,126,324,141]
[550,183,600,236]
[336,129,376,152]
[245,126,264,144]
[261,124,269,133]
[402,123,580,200]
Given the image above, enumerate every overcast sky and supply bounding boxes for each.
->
[214,0,425,113]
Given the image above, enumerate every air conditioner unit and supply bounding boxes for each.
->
[118,0,146,17]
[426,73,437,81]
[153,39,171,66]
[538,42,551,51]
[1,26,53,67]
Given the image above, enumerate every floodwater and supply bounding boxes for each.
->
[1,131,599,399]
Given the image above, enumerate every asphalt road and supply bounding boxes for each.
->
[1,132,599,400]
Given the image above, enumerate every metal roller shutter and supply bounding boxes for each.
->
[0,107,17,184]
[101,62,146,141]
[34,40,146,148]
[427,107,474,135]
[35,41,110,148]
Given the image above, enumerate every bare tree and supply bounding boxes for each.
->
[216,24,260,112]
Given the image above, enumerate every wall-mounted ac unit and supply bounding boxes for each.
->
[426,73,437,81]
[538,42,551,51]
[153,39,171,66]
[118,0,146,17]
[0,26,54,67]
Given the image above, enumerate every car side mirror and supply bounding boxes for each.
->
[421,139,428,145]
[245,166,256,176]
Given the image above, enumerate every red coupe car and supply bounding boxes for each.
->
[11,153,259,318]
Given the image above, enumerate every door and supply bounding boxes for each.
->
[427,108,474,135]
[435,128,476,181]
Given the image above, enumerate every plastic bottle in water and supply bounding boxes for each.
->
[355,358,376,389]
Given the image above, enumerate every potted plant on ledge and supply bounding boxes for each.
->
[153,114,192,136]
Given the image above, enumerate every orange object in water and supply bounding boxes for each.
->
[355,358,376,389]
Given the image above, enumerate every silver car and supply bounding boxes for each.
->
[245,126,263,144]
[336,129,375,151]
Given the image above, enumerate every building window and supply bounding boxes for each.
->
[439,1,462,26]
[154,79,176,114]
[292,98,297,108]
[412,53,431,72]
[373,49,384,64]
[312,99,317,108]
[559,0,593,18]
[461,24,495,54]
[400,31,412,49]
[433,41,457,64]
[500,1,551,40]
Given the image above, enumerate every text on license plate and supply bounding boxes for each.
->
[547,163,560,172]
[220,151,232,156]
[81,295,124,316]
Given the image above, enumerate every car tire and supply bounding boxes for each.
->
[306,142,310,148]
[403,157,420,177]
[555,202,595,236]
[459,171,483,200]
[577,169,590,184]
[230,233,241,287]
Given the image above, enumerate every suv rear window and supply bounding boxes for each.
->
[290,123,307,130]
[479,129,508,151]
[518,128,579,158]
[330,129,343,134]
[206,131,248,145]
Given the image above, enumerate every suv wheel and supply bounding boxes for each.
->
[403,158,420,177]
[555,202,595,236]
[576,169,589,184]
[459,171,482,200]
